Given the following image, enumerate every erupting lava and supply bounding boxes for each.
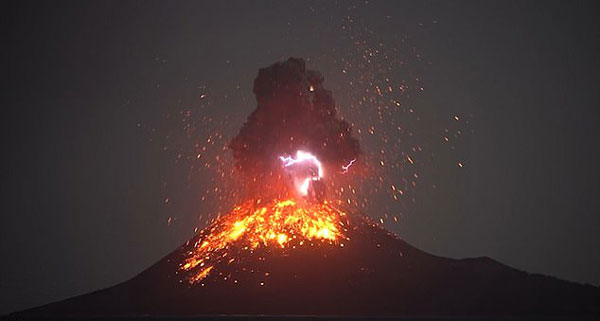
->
[181,58,361,284]
[181,197,348,283]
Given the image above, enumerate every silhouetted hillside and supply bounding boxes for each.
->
[14,212,600,317]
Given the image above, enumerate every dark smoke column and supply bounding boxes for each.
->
[230,58,360,195]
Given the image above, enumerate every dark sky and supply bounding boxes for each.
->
[2,0,600,315]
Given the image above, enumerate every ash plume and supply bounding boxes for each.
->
[230,58,360,177]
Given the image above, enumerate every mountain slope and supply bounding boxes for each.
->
[14,213,600,317]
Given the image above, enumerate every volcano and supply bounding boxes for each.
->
[13,58,600,318]
[13,207,600,317]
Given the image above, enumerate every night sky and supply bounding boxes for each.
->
[2,0,600,315]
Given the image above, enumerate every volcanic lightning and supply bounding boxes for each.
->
[341,159,356,174]
[279,150,324,196]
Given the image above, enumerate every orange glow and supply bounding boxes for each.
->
[181,198,347,283]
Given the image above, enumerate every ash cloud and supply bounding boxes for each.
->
[230,58,360,175]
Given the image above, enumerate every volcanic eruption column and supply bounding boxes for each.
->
[181,58,362,283]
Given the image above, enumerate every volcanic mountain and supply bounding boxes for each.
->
[13,58,599,318]
[13,204,600,318]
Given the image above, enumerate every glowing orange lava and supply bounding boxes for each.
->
[181,198,348,283]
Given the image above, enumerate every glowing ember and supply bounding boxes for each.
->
[181,198,347,283]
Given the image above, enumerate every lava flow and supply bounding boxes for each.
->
[181,197,349,283]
